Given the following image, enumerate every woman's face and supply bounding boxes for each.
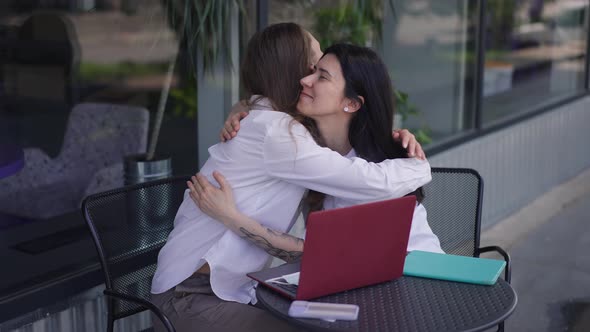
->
[297,54,349,120]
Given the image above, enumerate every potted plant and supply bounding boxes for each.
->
[124,0,245,184]
[123,58,175,185]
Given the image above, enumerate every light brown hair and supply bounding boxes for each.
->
[241,23,309,114]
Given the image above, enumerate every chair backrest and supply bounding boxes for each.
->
[59,103,149,168]
[82,176,188,321]
[421,167,483,257]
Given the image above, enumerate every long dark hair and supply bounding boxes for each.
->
[308,44,423,210]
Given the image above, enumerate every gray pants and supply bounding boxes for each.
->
[151,273,303,332]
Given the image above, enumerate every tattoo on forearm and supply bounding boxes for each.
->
[239,227,304,262]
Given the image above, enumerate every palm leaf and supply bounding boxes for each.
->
[162,0,245,74]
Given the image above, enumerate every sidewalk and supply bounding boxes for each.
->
[481,167,590,332]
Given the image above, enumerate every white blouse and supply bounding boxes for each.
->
[151,98,432,304]
[323,150,443,254]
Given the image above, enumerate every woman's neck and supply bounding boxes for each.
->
[315,117,352,156]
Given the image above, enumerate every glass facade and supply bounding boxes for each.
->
[383,1,478,144]
[0,0,198,217]
[482,0,589,124]
[0,0,198,324]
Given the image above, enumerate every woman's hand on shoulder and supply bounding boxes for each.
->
[220,100,250,142]
[187,171,240,227]
[393,129,426,160]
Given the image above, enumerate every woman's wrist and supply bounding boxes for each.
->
[220,208,247,230]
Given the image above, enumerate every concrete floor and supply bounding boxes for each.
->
[2,167,589,331]
[481,167,590,332]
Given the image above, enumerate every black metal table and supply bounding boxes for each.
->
[256,276,517,332]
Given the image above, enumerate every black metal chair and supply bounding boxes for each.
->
[82,176,190,332]
[422,167,511,332]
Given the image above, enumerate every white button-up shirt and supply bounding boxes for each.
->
[324,150,443,254]
[151,98,432,304]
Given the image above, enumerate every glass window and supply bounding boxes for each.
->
[482,0,589,124]
[384,1,477,145]
[268,0,477,146]
[0,0,196,320]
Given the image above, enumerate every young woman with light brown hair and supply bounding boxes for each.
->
[151,23,431,332]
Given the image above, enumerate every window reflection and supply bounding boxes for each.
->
[381,1,476,145]
[0,0,197,222]
[482,0,588,124]
[268,0,475,146]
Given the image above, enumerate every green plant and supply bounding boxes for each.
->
[414,128,432,145]
[314,5,373,48]
[143,0,247,161]
[312,0,395,48]
[394,90,418,122]
[169,77,197,119]
[487,0,518,51]
[162,0,246,73]
[394,90,432,145]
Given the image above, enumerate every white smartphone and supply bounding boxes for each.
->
[288,300,359,321]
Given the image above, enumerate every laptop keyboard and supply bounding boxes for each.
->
[272,281,298,294]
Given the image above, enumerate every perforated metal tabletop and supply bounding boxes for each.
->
[256,276,517,332]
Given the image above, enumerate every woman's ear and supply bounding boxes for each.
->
[346,96,365,113]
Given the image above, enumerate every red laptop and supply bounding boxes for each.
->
[247,195,416,300]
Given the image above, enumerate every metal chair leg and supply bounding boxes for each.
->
[107,315,115,332]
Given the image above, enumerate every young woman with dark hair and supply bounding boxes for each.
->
[150,24,431,332]
[190,43,442,270]
[298,44,441,252]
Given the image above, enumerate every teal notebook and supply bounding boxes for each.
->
[403,250,506,285]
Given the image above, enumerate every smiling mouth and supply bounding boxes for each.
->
[300,92,314,100]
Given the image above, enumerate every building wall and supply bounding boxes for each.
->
[0,284,151,332]
[429,96,590,229]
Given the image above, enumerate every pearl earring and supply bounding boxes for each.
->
[343,106,350,113]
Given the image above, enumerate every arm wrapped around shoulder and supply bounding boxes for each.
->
[343,157,431,200]
[263,118,432,201]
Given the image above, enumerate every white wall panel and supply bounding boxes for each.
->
[430,96,590,228]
